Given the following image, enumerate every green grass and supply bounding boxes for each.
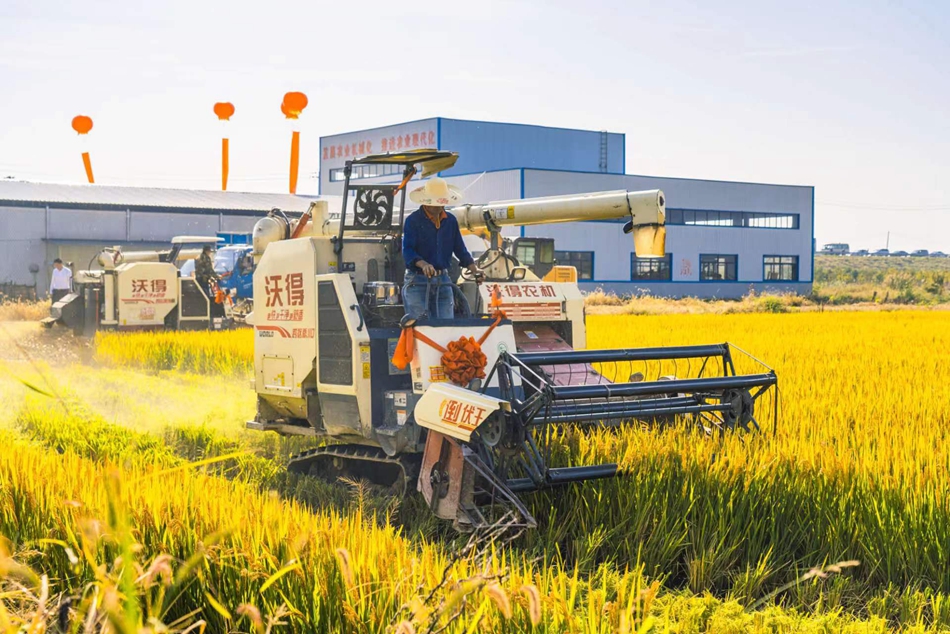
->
[813,255,950,304]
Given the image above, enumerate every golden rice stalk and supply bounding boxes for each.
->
[520,584,542,626]
[485,582,511,619]
[237,603,264,634]
[335,547,354,589]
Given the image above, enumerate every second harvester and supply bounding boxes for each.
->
[246,150,778,530]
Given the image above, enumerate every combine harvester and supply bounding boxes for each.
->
[42,237,235,334]
[246,149,778,529]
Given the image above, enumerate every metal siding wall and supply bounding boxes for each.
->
[0,241,46,286]
[607,134,625,172]
[440,120,624,176]
[48,208,126,241]
[129,211,220,241]
[219,215,258,233]
[522,170,813,295]
[442,170,522,204]
[524,170,813,213]
[0,206,49,287]
[0,206,46,240]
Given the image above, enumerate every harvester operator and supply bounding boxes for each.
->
[195,245,220,302]
[402,177,482,319]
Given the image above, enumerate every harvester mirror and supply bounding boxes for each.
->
[348,186,395,230]
[510,267,527,281]
[399,314,417,329]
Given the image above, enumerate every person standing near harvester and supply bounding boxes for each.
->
[49,258,72,303]
[402,177,482,319]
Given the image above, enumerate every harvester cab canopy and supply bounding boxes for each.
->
[346,149,459,177]
[165,236,225,264]
[170,236,226,245]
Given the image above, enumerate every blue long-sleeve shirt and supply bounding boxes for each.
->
[402,208,474,272]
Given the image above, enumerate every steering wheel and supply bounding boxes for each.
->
[459,267,485,283]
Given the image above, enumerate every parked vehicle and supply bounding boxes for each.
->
[890,251,909,257]
[819,243,850,255]
[851,249,869,257]
[872,249,889,256]
[911,250,929,257]
[931,251,948,258]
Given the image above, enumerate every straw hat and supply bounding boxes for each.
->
[408,177,463,206]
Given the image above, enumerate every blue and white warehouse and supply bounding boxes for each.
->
[320,118,814,298]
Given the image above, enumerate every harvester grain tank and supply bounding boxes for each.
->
[246,149,779,529]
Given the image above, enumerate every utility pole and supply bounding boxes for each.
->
[886,231,890,250]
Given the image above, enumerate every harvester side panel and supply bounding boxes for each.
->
[252,237,318,421]
[313,273,373,439]
[115,263,179,327]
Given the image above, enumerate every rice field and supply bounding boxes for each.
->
[3,311,950,632]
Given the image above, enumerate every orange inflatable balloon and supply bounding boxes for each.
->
[71,115,93,135]
[282,91,308,119]
[213,102,235,121]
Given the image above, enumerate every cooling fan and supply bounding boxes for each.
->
[351,187,394,229]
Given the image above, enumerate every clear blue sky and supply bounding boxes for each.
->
[0,0,947,251]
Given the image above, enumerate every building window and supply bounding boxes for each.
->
[554,251,593,280]
[631,254,672,281]
[763,255,799,281]
[666,209,799,230]
[329,163,403,182]
[700,254,738,281]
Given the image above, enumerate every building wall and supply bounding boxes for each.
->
[0,205,49,293]
[0,204,259,295]
[439,119,623,178]
[320,119,439,195]
[321,165,813,299]
[519,169,813,297]
[319,118,623,195]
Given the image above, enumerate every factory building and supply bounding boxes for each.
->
[0,182,315,299]
[320,118,814,298]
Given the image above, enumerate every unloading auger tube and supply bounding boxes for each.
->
[451,189,667,258]
[411,343,779,530]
